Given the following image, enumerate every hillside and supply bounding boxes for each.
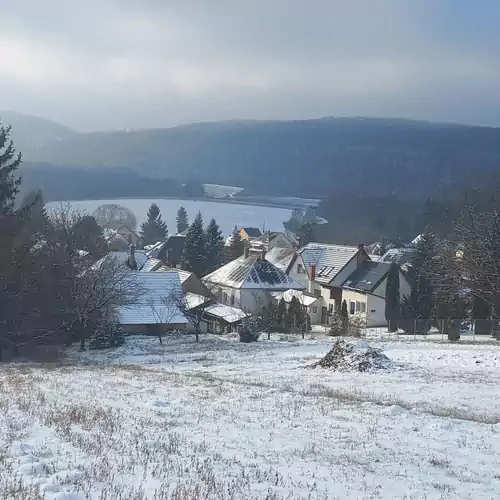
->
[0,111,77,152]
[20,117,500,200]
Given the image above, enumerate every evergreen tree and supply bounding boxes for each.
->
[472,295,492,335]
[205,218,224,273]
[297,221,315,246]
[276,298,287,332]
[73,215,109,259]
[176,206,189,234]
[0,122,22,214]
[340,299,349,334]
[229,226,245,260]
[181,211,206,276]
[140,203,168,246]
[385,263,400,332]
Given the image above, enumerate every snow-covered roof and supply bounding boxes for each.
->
[117,272,186,325]
[379,248,415,267]
[140,258,164,272]
[155,267,192,284]
[203,303,249,324]
[92,250,149,271]
[185,292,211,310]
[203,255,304,290]
[272,289,319,307]
[265,247,296,271]
[297,243,360,284]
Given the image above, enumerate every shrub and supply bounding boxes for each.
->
[89,320,126,350]
[238,316,261,343]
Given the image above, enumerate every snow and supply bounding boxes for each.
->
[2,333,500,499]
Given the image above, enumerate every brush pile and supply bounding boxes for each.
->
[310,339,393,372]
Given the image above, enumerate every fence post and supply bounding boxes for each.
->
[414,318,417,340]
[473,319,476,342]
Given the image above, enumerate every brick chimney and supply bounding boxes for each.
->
[244,246,250,258]
[308,264,316,294]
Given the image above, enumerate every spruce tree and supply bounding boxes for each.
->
[181,211,206,276]
[229,226,245,260]
[176,206,189,234]
[140,203,168,246]
[472,295,492,335]
[276,298,287,332]
[0,122,22,214]
[205,218,224,273]
[385,263,400,332]
[340,300,349,334]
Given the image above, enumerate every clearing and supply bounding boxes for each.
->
[1,334,500,499]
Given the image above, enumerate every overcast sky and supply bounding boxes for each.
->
[1,0,499,131]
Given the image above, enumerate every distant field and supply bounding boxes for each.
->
[2,334,500,499]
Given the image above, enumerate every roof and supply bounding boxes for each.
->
[117,271,187,325]
[265,247,296,271]
[297,243,360,284]
[342,261,391,294]
[185,292,211,310]
[155,266,192,284]
[271,289,319,307]
[147,235,186,262]
[92,250,149,271]
[379,248,415,267]
[241,227,262,238]
[140,258,163,272]
[203,255,304,290]
[203,303,249,324]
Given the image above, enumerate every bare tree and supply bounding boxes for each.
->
[170,291,212,343]
[93,204,137,231]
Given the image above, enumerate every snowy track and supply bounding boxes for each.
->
[1,334,500,499]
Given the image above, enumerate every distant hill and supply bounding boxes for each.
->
[0,111,77,152]
[9,116,500,200]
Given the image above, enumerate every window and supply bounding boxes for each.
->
[297,264,304,274]
[312,307,318,314]
[361,302,366,313]
[328,304,334,314]
[314,289,322,298]
[222,292,228,303]
[230,292,235,306]
[329,289,336,300]
[350,301,355,315]
[356,301,361,312]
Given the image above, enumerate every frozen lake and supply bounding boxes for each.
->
[46,198,292,235]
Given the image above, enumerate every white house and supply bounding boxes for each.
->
[202,249,304,316]
[287,243,370,324]
[271,289,323,325]
[341,261,411,327]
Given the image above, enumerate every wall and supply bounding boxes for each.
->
[372,270,411,299]
[366,295,387,327]
[331,251,369,288]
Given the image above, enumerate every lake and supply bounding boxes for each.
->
[46,198,293,235]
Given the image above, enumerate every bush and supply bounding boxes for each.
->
[347,313,367,337]
[89,320,126,350]
[238,316,261,343]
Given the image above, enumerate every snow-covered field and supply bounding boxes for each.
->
[2,334,500,499]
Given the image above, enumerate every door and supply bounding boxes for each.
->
[321,307,328,325]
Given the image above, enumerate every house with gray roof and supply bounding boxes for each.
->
[287,242,370,324]
[341,261,411,327]
[203,249,303,316]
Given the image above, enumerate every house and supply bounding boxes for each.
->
[379,248,416,272]
[203,248,303,316]
[117,271,188,333]
[240,227,262,241]
[271,289,322,325]
[259,231,295,250]
[93,247,149,271]
[265,247,296,272]
[155,267,211,297]
[287,242,370,324]
[105,225,141,249]
[203,303,249,333]
[341,261,411,327]
[146,235,186,268]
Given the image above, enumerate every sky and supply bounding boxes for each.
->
[0,0,499,131]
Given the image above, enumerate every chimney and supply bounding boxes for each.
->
[356,243,365,268]
[261,249,267,260]
[244,246,250,258]
[308,264,316,294]
[128,244,137,270]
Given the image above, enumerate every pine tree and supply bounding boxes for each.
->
[229,226,244,260]
[176,206,189,234]
[472,295,492,335]
[181,211,206,276]
[205,218,224,273]
[140,203,168,246]
[275,298,287,332]
[0,122,22,215]
[73,215,109,259]
[297,221,315,246]
[385,263,400,332]
[340,299,349,334]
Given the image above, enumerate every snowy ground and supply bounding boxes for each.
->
[2,333,500,499]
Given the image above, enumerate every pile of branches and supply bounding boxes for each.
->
[310,339,393,372]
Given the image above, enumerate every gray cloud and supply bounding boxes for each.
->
[0,0,499,130]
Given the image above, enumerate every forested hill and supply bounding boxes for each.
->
[22,117,500,200]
